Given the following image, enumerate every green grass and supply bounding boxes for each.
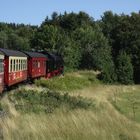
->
[110,90,140,123]
[8,88,94,114]
[35,71,99,91]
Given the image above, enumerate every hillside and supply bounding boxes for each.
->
[0,71,140,140]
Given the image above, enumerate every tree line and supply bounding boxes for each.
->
[0,11,140,84]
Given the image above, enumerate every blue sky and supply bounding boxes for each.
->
[0,0,140,25]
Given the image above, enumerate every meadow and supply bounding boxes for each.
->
[0,71,140,140]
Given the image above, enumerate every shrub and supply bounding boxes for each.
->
[116,51,134,84]
[8,88,94,113]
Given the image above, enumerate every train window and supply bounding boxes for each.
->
[13,60,15,72]
[19,59,21,71]
[19,60,20,70]
[16,60,18,71]
[23,60,24,70]
[24,60,27,70]
[20,59,21,70]
[0,59,3,73]
[12,60,13,72]
[25,60,27,70]
[20,59,22,70]
[24,60,25,70]
[26,60,27,69]
[19,59,21,70]
[10,59,12,72]
[23,60,25,70]
[22,60,24,70]
[18,59,19,71]
[20,60,23,70]
[17,59,19,71]
[17,59,18,71]
[24,60,26,70]
[15,60,16,71]
[15,59,16,71]
[38,61,40,68]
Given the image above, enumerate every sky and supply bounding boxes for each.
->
[0,0,140,25]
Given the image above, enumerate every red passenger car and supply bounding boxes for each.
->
[0,51,4,93]
[0,48,28,87]
[24,52,47,79]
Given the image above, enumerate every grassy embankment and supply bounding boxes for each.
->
[35,71,99,91]
[0,71,140,140]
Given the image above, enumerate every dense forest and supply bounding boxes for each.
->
[0,11,140,84]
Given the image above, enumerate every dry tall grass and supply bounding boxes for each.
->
[0,71,140,140]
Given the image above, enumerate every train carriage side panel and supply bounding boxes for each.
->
[0,48,28,87]
[24,51,47,79]
[31,57,46,78]
[8,56,28,86]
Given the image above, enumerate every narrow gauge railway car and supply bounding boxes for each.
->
[0,48,28,88]
[0,51,4,93]
[51,53,60,76]
[41,51,64,78]
[50,53,64,76]
[41,51,55,78]
[54,54,64,76]
[23,51,47,79]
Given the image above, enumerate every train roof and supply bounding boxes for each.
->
[41,51,61,60]
[0,48,27,57]
[24,51,46,58]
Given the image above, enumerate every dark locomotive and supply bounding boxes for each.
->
[0,48,64,93]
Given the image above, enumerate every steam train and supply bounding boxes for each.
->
[0,48,64,93]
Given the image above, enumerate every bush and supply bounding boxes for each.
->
[8,88,94,113]
[116,51,134,84]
